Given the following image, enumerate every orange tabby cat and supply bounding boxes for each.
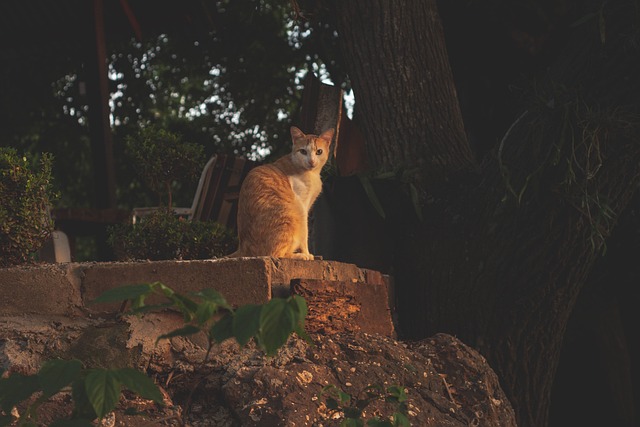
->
[229,126,334,259]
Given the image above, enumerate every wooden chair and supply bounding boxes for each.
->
[37,230,72,263]
[131,154,256,230]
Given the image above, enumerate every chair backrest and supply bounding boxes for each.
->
[191,154,257,229]
[187,155,219,220]
[37,230,72,263]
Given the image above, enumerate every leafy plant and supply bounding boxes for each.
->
[0,148,56,267]
[107,208,237,261]
[125,126,205,209]
[0,359,162,426]
[92,281,310,358]
[321,384,410,427]
[0,283,309,425]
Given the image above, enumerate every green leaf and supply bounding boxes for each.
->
[355,397,374,411]
[0,374,40,412]
[366,419,393,427]
[84,369,122,419]
[151,281,173,296]
[363,384,384,398]
[259,298,295,356]
[322,385,351,405]
[38,359,83,397]
[209,312,234,343]
[232,304,263,346]
[90,284,153,304]
[326,397,339,410]
[156,325,201,343]
[195,301,220,326]
[289,296,311,342]
[130,295,147,311]
[192,289,231,310]
[392,412,410,427]
[128,302,175,315]
[357,174,386,219]
[288,295,308,322]
[342,415,364,427]
[294,323,313,344]
[338,390,352,404]
[386,386,407,403]
[113,368,163,403]
[71,379,97,420]
[166,293,199,322]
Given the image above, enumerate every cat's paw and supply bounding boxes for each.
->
[290,252,314,260]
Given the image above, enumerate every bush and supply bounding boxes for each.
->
[108,209,236,261]
[126,126,205,209]
[0,148,55,267]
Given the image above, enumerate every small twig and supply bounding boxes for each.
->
[165,370,175,387]
[182,375,207,420]
[438,374,461,408]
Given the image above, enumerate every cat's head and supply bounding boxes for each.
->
[290,126,335,171]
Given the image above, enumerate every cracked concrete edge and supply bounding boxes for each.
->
[0,263,84,316]
[80,258,274,313]
[0,258,393,317]
[268,257,388,296]
[0,258,273,316]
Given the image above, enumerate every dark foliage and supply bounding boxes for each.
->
[107,209,236,261]
[0,148,55,266]
[125,126,205,209]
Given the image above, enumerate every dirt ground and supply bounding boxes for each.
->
[1,313,515,426]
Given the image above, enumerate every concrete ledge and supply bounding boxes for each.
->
[0,264,83,316]
[0,258,394,337]
[82,258,273,312]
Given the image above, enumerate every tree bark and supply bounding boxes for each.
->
[332,0,476,188]
[326,0,640,426]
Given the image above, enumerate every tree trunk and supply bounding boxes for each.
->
[327,0,640,426]
[333,0,476,189]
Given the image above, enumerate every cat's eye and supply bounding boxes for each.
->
[316,149,323,155]
[299,149,307,155]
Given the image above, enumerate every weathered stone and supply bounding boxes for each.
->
[0,264,83,316]
[291,278,395,337]
[0,258,392,326]
[0,259,515,427]
[82,258,273,313]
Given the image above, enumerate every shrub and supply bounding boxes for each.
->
[108,209,236,261]
[125,126,205,209]
[0,148,55,267]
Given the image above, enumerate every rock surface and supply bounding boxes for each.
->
[0,260,516,426]
[1,313,515,426]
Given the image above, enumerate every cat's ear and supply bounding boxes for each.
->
[319,128,335,144]
[290,126,305,142]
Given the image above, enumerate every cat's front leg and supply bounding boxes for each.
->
[291,197,313,260]
[293,236,314,260]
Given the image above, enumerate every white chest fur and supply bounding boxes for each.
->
[289,173,320,212]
